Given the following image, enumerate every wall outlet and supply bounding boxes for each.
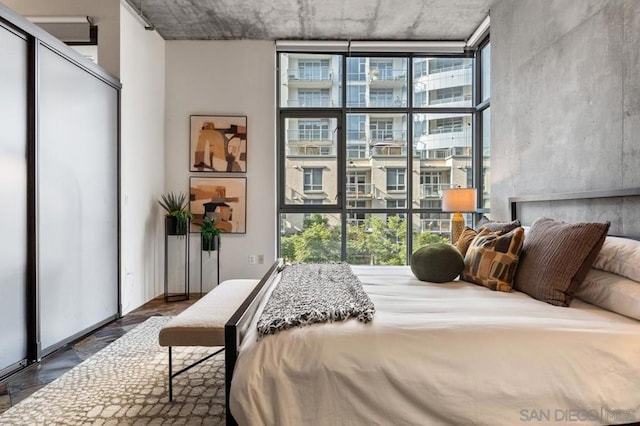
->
[249,255,257,264]
[257,254,264,264]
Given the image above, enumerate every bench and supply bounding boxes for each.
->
[158,279,259,400]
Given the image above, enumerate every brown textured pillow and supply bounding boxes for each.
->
[514,218,610,306]
[476,216,522,235]
[454,227,478,257]
[461,227,525,292]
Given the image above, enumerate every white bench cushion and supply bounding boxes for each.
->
[158,279,258,347]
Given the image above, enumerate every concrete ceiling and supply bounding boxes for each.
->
[126,0,492,41]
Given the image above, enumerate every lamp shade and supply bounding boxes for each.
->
[442,188,476,212]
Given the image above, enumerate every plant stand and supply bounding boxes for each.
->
[164,217,190,302]
[199,234,220,296]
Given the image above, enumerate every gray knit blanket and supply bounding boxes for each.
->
[256,263,375,338]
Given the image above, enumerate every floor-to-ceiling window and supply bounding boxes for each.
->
[278,40,489,265]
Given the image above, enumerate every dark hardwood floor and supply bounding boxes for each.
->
[0,295,199,416]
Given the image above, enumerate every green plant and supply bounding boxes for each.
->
[201,216,222,255]
[158,192,191,235]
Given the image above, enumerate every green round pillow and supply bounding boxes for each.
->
[411,243,464,283]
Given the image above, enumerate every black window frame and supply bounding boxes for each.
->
[277,42,488,263]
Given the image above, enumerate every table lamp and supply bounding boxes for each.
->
[442,187,476,244]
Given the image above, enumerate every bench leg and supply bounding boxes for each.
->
[168,347,173,401]
[167,346,224,402]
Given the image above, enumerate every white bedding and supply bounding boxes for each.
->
[229,266,640,426]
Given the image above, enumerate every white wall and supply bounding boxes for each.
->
[119,2,166,313]
[2,0,120,78]
[165,40,277,289]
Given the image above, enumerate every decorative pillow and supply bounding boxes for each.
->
[514,217,610,307]
[454,227,478,257]
[592,236,640,282]
[411,243,464,283]
[461,227,525,292]
[575,268,640,321]
[475,215,522,235]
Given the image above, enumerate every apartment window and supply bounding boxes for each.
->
[278,47,486,265]
[430,86,464,105]
[304,199,323,205]
[298,59,330,80]
[298,119,330,141]
[421,199,442,208]
[430,58,465,73]
[387,199,406,209]
[413,59,427,79]
[347,57,366,82]
[370,89,394,108]
[420,172,449,197]
[297,89,331,108]
[370,118,394,141]
[386,168,405,191]
[430,117,464,134]
[303,168,323,191]
[370,60,393,79]
[347,114,366,141]
[347,85,366,107]
[347,171,368,193]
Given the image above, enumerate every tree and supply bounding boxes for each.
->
[413,229,449,251]
[281,214,340,262]
[281,214,449,264]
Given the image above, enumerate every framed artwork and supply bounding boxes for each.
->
[190,177,247,234]
[190,115,247,172]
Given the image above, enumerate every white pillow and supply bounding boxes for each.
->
[575,268,640,320]
[593,236,640,282]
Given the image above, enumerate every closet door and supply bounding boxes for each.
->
[0,24,28,375]
[38,44,119,352]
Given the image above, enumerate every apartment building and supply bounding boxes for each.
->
[280,53,480,253]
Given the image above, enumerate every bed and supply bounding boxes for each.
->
[224,190,640,426]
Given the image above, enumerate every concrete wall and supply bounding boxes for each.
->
[491,0,640,235]
[165,40,277,290]
[2,0,120,78]
[119,2,166,313]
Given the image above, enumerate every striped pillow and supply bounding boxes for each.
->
[514,218,610,306]
[461,227,525,292]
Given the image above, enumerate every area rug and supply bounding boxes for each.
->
[0,317,226,425]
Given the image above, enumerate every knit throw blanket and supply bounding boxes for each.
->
[256,263,375,338]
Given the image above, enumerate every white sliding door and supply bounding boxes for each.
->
[0,24,28,374]
[38,45,119,352]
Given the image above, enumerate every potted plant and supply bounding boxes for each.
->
[201,216,221,255]
[159,192,191,236]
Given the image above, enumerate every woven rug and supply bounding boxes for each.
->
[0,317,226,425]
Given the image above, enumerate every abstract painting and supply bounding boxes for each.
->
[190,115,247,172]
[189,177,246,234]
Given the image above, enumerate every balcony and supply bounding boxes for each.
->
[370,144,407,157]
[287,129,333,143]
[414,128,472,151]
[346,183,376,199]
[287,99,335,108]
[419,183,451,198]
[370,129,405,143]
[419,218,451,234]
[414,146,471,160]
[287,67,333,88]
[368,99,406,108]
[286,145,335,157]
[369,69,406,87]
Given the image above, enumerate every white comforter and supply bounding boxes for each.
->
[229,266,640,426]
